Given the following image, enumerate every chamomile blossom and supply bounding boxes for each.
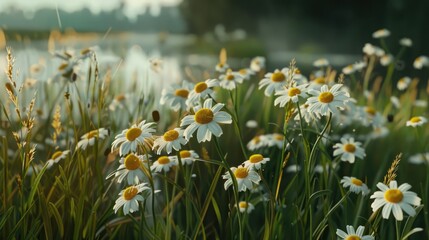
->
[406,116,427,127]
[306,84,350,116]
[397,77,411,91]
[357,106,386,128]
[150,155,178,173]
[113,184,152,215]
[313,58,329,68]
[109,93,129,111]
[266,133,287,149]
[247,135,267,151]
[218,69,244,90]
[238,68,254,80]
[46,150,70,168]
[399,38,412,47]
[180,98,232,143]
[409,153,429,165]
[111,121,156,156]
[223,166,261,192]
[259,68,289,96]
[250,56,265,72]
[186,79,218,106]
[160,81,194,112]
[341,176,370,195]
[413,56,429,69]
[76,128,109,150]
[238,201,255,214]
[353,61,367,71]
[274,83,308,107]
[342,65,355,75]
[294,103,320,123]
[243,154,270,170]
[372,28,390,39]
[363,43,385,56]
[153,128,187,154]
[107,153,149,184]
[333,137,366,163]
[370,180,421,220]
[215,62,229,73]
[179,150,199,165]
[336,225,374,240]
[380,54,393,66]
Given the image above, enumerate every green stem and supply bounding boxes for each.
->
[228,91,248,159]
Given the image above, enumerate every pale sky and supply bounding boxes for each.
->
[0,0,182,19]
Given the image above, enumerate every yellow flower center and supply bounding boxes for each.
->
[126,127,142,141]
[253,136,261,143]
[180,150,191,158]
[234,167,248,179]
[163,130,179,142]
[239,201,248,208]
[288,87,301,97]
[51,151,63,160]
[274,134,284,141]
[217,63,224,68]
[175,89,189,98]
[318,92,334,103]
[314,77,325,84]
[365,107,376,116]
[86,130,99,139]
[239,69,247,75]
[115,94,126,102]
[249,154,264,163]
[194,108,214,124]
[157,156,170,165]
[123,186,138,201]
[344,143,356,153]
[345,235,361,240]
[124,154,140,170]
[195,82,208,93]
[351,178,363,186]
[384,189,403,203]
[271,72,286,82]
[294,69,301,74]
[226,74,235,81]
[410,117,421,123]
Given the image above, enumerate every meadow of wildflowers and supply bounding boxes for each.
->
[1,28,429,240]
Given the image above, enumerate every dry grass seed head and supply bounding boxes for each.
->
[383,153,402,185]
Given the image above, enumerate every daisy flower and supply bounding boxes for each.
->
[362,43,385,56]
[160,81,194,112]
[109,93,128,111]
[223,166,261,192]
[76,128,109,150]
[370,180,421,220]
[259,68,289,96]
[218,69,244,90]
[341,176,370,195]
[215,62,229,73]
[250,56,265,72]
[247,135,267,151]
[356,106,386,128]
[313,58,329,68]
[294,103,319,123]
[46,150,70,168]
[179,150,199,165]
[413,56,429,69]
[390,96,401,109]
[186,79,218,106]
[397,77,411,91]
[150,155,177,173]
[333,137,366,163]
[153,128,187,154]
[111,121,156,156]
[406,116,427,127]
[243,154,270,170]
[238,68,254,80]
[238,201,255,214]
[107,153,149,185]
[336,225,374,240]
[274,83,308,107]
[353,61,367,71]
[380,54,393,66]
[372,28,390,38]
[399,38,412,47]
[266,133,287,149]
[306,84,350,116]
[180,98,232,143]
[368,126,389,139]
[113,184,152,215]
[409,153,429,165]
[342,65,355,75]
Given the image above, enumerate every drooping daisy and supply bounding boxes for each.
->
[238,68,254,80]
[340,176,370,195]
[313,58,329,68]
[333,137,366,163]
[150,155,178,173]
[160,81,194,112]
[336,225,374,240]
[111,121,156,156]
[186,79,219,106]
[399,38,412,47]
[397,77,411,91]
[46,150,70,168]
[259,68,289,96]
[108,153,149,184]
[406,116,427,127]
[180,98,232,143]
[76,128,109,150]
[370,180,421,221]
[372,28,390,39]
[380,54,393,66]
[238,201,255,214]
[250,56,265,72]
[179,150,199,165]
[113,184,152,215]
[223,166,261,192]
[153,128,187,154]
[274,83,308,107]
[306,84,350,116]
[243,154,270,170]
[247,135,267,151]
[413,56,429,69]
[218,69,244,90]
